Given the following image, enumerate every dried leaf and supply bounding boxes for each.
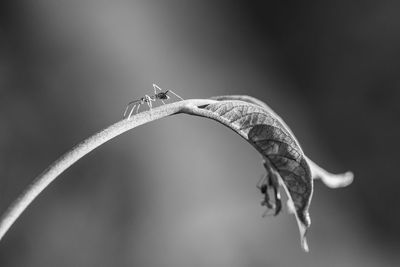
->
[194,100,312,251]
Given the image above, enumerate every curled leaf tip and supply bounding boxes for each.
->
[317,170,354,188]
[306,157,354,188]
[301,233,310,252]
[299,214,310,252]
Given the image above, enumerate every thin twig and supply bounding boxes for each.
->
[0,99,216,241]
[0,96,353,244]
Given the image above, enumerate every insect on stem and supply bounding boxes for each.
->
[123,84,184,119]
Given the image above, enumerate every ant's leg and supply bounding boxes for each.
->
[257,173,267,190]
[136,103,141,114]
[123,105,131,118]
[168,90,184,100]
[263,160,282,216]
[162,94,171,104]
[124,100,140,118]
[261,175,276,217]
[122,105,130,119]
[144,95,153,110]
[127,104,137,119]
[123,102,134,118]
[153,83,162,93]
[257,173,275,217]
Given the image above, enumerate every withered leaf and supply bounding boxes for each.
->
[194,100,312,251]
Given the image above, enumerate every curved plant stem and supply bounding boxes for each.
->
[0,99,216,241]
[0,96,353,245]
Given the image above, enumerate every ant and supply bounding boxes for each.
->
[123,84,184,119]
[257,160,282,217]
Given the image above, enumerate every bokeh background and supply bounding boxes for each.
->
[0,1,399,266]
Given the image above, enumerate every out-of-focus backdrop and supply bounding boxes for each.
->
[0,1,399,266]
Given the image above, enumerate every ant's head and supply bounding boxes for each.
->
[259,184,268,194]
[158,90,170,100]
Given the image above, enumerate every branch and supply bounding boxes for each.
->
[0,99,216,241]
[0,96,353,252]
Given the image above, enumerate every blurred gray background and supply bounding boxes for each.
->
[0,1,399,266]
